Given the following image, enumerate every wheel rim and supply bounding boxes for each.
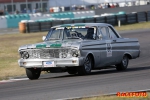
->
[122,56,128,67]
[84,56,92,72]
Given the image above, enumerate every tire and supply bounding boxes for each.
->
[67,67,77,75]
[26,68,41,80]
[78,55,92,75]
[116,55,129,71]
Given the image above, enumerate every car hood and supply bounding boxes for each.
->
[19,40,83,50]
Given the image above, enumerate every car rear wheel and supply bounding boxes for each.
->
[26,68,41,80]
[116,55,129,71]
[67,67,77,75]
[78,55,92,75]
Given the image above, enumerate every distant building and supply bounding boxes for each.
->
[0,0,48,13]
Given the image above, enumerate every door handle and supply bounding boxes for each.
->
[113,39,116,42]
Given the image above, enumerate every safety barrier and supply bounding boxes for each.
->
[0,10,95,29]
[6,14,30,28]
[147,11,150,21]
[24,11,150,33]
[40,21,52,31]
[116,14,127,24]
[27,22,40,33]
[106,15,116,25]
[73,11,95,18]
[95,16,106,23]
[62,18,74,24]
[137,12,146,22]
[85,17,95,23]
[127,13,137,24]
[73,17,85,23]
[0,16,7,28]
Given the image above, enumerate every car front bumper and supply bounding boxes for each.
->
[18,57,84,68]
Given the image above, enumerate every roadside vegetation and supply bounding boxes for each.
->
[0,32,47,80]
[114,21,150,31]
[0,21,150,80]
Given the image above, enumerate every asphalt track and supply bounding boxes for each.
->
[0,29,150,100]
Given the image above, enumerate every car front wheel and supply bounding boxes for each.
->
[116,55,129,71]
[78,55,92,75]
[26,68,41,80]
[67,67,77,75]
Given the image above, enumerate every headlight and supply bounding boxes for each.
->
[59,49,68,58]
[59,52,67,58]
[20,51,29,59]
[71,49,80,57]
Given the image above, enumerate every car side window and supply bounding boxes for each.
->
[99,27,109,39]
[51,29,62,39]
[108,26,118,39]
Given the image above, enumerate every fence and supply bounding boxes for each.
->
[25,11,150,33]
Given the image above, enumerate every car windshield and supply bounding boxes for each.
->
[45,26,97,41]
[45,28,63,41]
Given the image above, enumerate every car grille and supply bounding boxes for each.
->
[21,48,69,59]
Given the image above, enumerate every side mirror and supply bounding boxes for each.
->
[42,36,46,41]
[98,34,102,40]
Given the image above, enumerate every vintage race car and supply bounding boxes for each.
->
[18,23,140,80]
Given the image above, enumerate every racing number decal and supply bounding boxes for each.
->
[106,40,112,57]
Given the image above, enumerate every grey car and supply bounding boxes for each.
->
[18,23,140,80]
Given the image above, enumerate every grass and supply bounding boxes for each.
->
[0,32,47,80]
[114,21,150,31]
[0,21,150,80]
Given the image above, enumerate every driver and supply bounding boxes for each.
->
[76,32,84,39]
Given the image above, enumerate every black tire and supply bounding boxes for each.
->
[116,55,129,71]
[78,55,92,75]
[26,68,41,80]
[67,67,77,75]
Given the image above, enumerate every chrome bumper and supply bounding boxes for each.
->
[18,57,84,68]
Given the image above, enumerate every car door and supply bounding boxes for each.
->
[98,26,114,66]
[107,26,122,64]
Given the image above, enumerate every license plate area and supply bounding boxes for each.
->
[43,61,55,67]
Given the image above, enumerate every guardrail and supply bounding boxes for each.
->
[0,11,95,29]
[21,11,149,33]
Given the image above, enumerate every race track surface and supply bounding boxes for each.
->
[0,29,150,100]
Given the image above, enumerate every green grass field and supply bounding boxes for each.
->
[0,32,47,80]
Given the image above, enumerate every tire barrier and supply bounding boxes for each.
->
[127,13,137,24]
[137,12,146,22]
[106,15,116,25]
[24,11,150,33]
[40,21,52,32]
[146,11,150,21]
[51,20,63,26]
[27,22,40,33]
[95,16,106,23]
[116,14,127,24]
[62,19,74,24]
[73,18,85,23]
[84,17,95,23]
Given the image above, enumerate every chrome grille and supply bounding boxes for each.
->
[24,49,69,59]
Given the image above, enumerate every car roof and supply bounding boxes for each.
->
[52,23,112,28]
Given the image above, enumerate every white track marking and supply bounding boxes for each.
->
[0,78,29,84]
